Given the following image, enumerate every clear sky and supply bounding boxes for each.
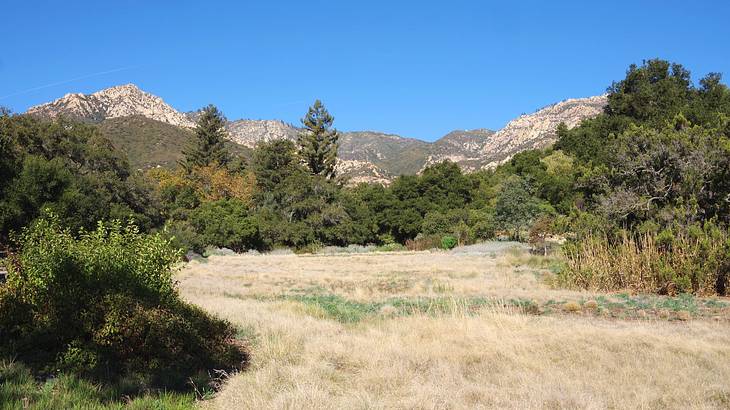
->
[2,1,729,141]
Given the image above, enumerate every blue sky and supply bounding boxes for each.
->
[2,1,729,141]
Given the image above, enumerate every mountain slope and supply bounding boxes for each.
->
[478,96,607,167]
[99,116,251,170]
[26,85,608,182]
[425,129,496,172]
[226,119,298,147]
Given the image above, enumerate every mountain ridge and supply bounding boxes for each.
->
[25,85,607,183]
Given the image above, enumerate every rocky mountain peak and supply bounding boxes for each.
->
[27,83,195,128]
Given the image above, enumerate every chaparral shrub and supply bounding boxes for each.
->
[0,214,247,392]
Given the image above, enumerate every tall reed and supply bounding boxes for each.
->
[559,226,729,295]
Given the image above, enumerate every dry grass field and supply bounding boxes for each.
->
[178,246,730,409]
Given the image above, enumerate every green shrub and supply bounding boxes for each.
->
[375,242,407,252]
[440,235,457,250]
[468,209,496,240]
[421,212,450,236]
[0,215,247,393]
[189,199,261,253]
[163,219,204,254]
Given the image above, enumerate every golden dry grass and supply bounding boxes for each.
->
[178,250,730,409]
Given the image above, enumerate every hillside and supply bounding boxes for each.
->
[478,96,608,167]
[425,129,497,172]
[26,85,607,182]
[99,116,251,170]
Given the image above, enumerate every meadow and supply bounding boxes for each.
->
[178,245,730,409]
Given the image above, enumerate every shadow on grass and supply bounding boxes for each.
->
[0,359,196,410]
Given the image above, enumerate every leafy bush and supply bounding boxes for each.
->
[375,242,407,252]
[162,219,204,254]
[421,212,451,236]
[468,209,496,240]
[440,235,458,250]
[189,199,261,253]
[0,215,247,392]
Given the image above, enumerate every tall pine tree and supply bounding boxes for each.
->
[297,100,339,178]
[181,104,229,171]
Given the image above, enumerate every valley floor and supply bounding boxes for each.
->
[178,246,730,409]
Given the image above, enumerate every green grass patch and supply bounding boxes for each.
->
[285,294,379,323]
[278,293,534,323]
[0,359,195,410]
[586,293,704,314]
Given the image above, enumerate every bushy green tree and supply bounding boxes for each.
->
[494,176,544,239]
[248,137,354,249]
[0,114,160,241]
[251,139,300,193]
[181,105,229,171]
[189,199,261,252]
[297,100,339,178]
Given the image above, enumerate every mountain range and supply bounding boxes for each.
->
[26,84,607,183]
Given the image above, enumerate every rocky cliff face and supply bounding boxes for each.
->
[27,84,195,128]
[25,85,607,183]
[478,96,607,167]
[425,129,496,172]
[226,119,299,147]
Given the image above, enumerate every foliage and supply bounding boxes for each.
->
[493,176,545,240]
[546,59,730,294]
[297,100,339,179]
[0,113,161,242]
[251,139,300,193]
[181,105,229,171]
[0,216,247,392]
[528,215,555,256]
[440,235,457,250]
[189,200,261,253]
[405,235,442,251]
[189,164,256,203]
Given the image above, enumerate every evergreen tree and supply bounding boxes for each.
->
[182,105,229,171]
[297,100,339,178]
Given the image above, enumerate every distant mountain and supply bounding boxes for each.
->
[339,131,431,176]
[98,115,193,169]
[27,84,195,128]
[26,85,607,182]
[226,119,298,147]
